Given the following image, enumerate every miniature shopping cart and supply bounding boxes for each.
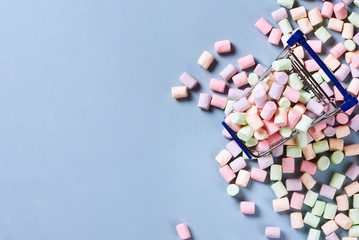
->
[222,30,358,159]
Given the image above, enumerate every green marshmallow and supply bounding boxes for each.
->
[304,212,320,228]
[288,73,304,90]
[313,140,329,154]
[270,164,282,181]
[348,12,359,28]
[277,0,295,9]
[280,127,292,138]
[271,181,288,198]
[298,90,311,104]
[296,133,307,148]
[231,112,248,125]
[295,115,313,133]
[345,40,356,52]
[272,59,292,71]
[330,173,345,190]
[318,69,331,82]
[304,190,319,207]
[278,97,290,108]
[354,0,359,7]
[317,156,330,171]
[312,72,323,84]
[225,100,236,115]
[312,200,325,216]
[287,146,302,158]
[330,151,344,164]
[237,125,253,142]
[349,225,359,237]
[354,194,359,209]
[307,228,321,240]
[248,73,259,86]
[350,209,359,225]
[278,19,293,34]
[245,137,258,147]
[323,203,337,220]
[314,26,332,43]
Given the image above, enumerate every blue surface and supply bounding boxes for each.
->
[0,0,357,239]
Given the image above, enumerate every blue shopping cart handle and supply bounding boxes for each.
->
[287,30,358,112]
[221,121,252,159]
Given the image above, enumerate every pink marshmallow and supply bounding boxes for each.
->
[232,72,248,88]
[271,7,288,22]
[345,163,359,181]
[272,144,283,157]
[286,179,303,191]
[257,155,274,169]
[333,3,347,20]
[310,121,326,132]
[326,116,336,126]
[176,223,191,240]
[250,167,267,182]
[283,86,300,103]
[180,72,198,89]
[282,157,295,173]
[226,140,242,157]
[255,17,273,35]
[353,56,359,68]
[300,160,317,175]
[320,184,336,199]
[260,101,277,120]
[334,64,351,81]
[233,98,251,112]
[210,78,226,93]
[225,114,241,132]
[330,42,346,58]
[274,71,288,85]
[268,28,282,45]
[263,119,280,135]
[246,113,264,131]
[215,40,231,54]
[237,55,255,70]
[254,89,268,108]
[228,88,244,100]
[240,201,255,214]
[350,63,359,78]
[219,165,236,182]
[268,82,284,100]
[307,40,322,53]
[198,93,211,110]
[255,140,270,152]
[230,157,246,173]
[222,128,232,139]
[349,114,359,131]
[254,64,268,77]
[320,82,334,97]
[323,126,336,137]
[287,109,302,129]
[219,64,237,81]
[336,112,349,124]
[321,1,334,18]
[305,59,320,72]
[265,227,280,239]
[290,192,304,210]
[267,132,283,147]
[211,94,227,109]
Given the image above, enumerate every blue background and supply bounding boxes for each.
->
[0,0,357,239]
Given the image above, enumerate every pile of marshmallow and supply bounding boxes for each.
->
[172,0,359,240]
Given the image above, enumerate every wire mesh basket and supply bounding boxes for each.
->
[222,30,358,159]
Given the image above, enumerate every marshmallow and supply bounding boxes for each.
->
[283,86,300,103]
[180,72,198,89]
[300,160,317,175]
[176,223,191,240]
[219,64,237,81]
[270,164,282,181]
[240,201,255,214]
[272,59,292,71]
[282,157,294,173]
[278,19,293,34]
[330,42,346,58]
[229,157,246,173]
[227,184,240,196]
[233,98,251,112]
[286,179,302,191]
[291,192,304,210]
[330,172,345,189]
[254,64,268,77]
[323,203,337,220]
[295,114,313,133]
[274,108,288,127]
[307,40,322,53]
[237,55,255,70]
[215,40,231,54]
[305,59,320,72]
[232,72,248,88]
[236,169,251,187]
[277,0,295,9]
[345,163,359,181]
[274,71,288,85]
[315,26,332,43]
[287,109,302,129]
[290,7,307,21]
[265,227,280,239]
[246,113,264,131]
[255,17,273,35]
[328,18,344,32]
[317,156,330,171]
[219,165,236,182]
[336,194,349,211]
[272,197,290,212]
[333,3,347,20]
[346,40,357,52]
[268,28,282,45]
[344,144,359,156]
[198,51,214,69]
[257,155,274,169]
[254,89,267,108]
[210,78,226,93]
[308,8,323,26]
[250,167,267,182]
[335,213,353,230]
[172,86,188,99]
[291,212,304,229]
[321,1,334,18]
[334,64,351,81]
[268,82,284,100]
[335,125,350,138]
[304,212,320,228]
[211,94,227,109]
[308,229,320,240]
[304,189,318,207]
[320,184,337,200]
[342,23,354,39]
[349,114,359,131]
[312,200,326,216]
[324,54,341,71]
[348,12,359,28]
[298,18,313,34]
[288,73,304,90]
[322,220,339,236]
[198,93,211,110]
[272,8,288,22]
